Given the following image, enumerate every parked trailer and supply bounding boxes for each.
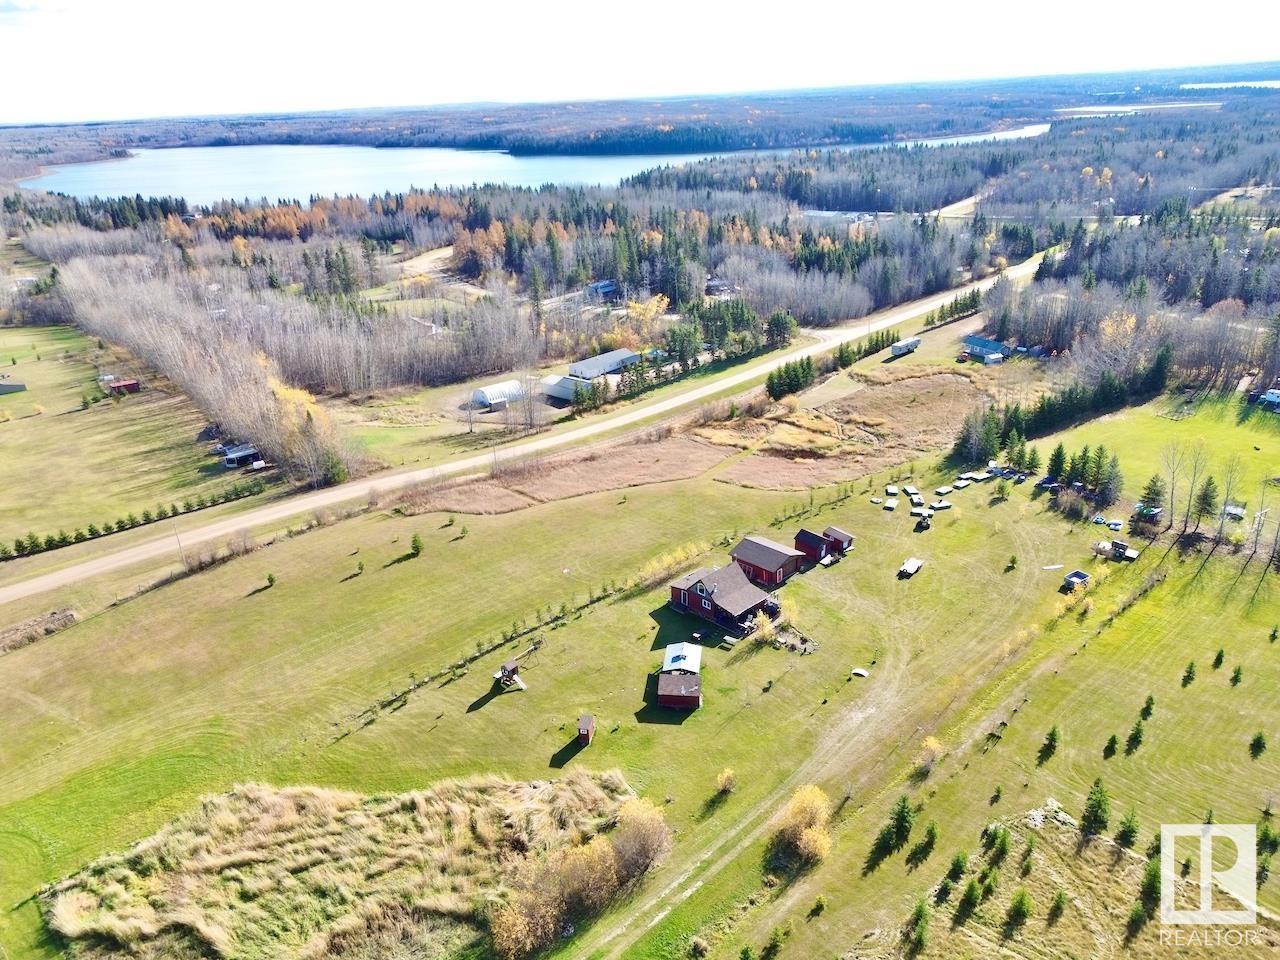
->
[891,336,922,357]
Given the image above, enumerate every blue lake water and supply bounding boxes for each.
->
[22,124,1049,206]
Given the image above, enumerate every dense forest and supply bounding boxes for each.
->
[5,89,1280,486]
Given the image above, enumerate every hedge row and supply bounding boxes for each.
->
[0,478,267,561]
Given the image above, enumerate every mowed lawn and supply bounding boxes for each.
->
[0,325,245,538]
[1040,392,1280,505]
[708,548,1280,960]
[0,466,1084,959]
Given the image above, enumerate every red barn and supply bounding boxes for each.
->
[794,528,833,563]
[669,563,774,630]
[730,535,803,586]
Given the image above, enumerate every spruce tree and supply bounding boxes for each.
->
[1080,778,1111,835]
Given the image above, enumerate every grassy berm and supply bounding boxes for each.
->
[42,770,631,960]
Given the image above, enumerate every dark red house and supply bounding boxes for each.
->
[577,714,595,745]
[730,535,803,586]
[670,563,774,630]
[107,378,140,396]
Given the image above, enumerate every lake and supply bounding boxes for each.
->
[21,125,1050,207]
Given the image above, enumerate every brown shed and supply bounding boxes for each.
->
[656,672,702,710]
[577,713,595,745]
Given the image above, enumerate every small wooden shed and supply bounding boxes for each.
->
[577,714,595,745]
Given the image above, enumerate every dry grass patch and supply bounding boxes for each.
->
[395,436,730,516]
[716,372,989,489]
[43,770,633,960]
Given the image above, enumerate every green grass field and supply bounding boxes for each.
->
[0,450,1091,958]
[686,541,1280,960]
[1044,392,1280,509]
[0,326,264,540]
[2,366,1277,960]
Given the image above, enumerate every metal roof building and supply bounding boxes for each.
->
[569,348,641,381]
[661,642,703,675]
[963,334,1012,357]
[472,379,526,408]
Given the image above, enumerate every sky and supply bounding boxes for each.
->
[2,0,1278,125]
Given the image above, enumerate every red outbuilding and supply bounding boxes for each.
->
[729,535,803,586]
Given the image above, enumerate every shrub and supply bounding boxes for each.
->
[1140,858,1161,910]
[1006,888,1033,930]
[410,533,424,557]
[794,826,832,863]
[1048,888,1068,923]
[1116,808,1140,847]
[1250,732,1267,759]
[1140,695,1154,720]
[611,798,673,882]
[948,850,968,881]
[716,768,737,795]
[779,785,832,863]
[265,573,276,589]
[1182,660,1196,686]
[906,897,929,951]
[1231,665,1243,687]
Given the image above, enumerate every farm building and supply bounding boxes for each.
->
[540,374,592,403]
[823,526,855,554]
[657,641,703,710]
[0,381,26,395]
[569,348,640,381]
[107,378,141,395]
[730,535,804,586]
[794,528,836,564]
[962,335,1012,358]
[472,379,525,409]
[222,444,259,469]
[577,714,595,745]
[670,563,775,630]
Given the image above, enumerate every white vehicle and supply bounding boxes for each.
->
[891,336,922,356]
[886,484,899,496]
[884,497,899,511]
[899,557,924,577]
